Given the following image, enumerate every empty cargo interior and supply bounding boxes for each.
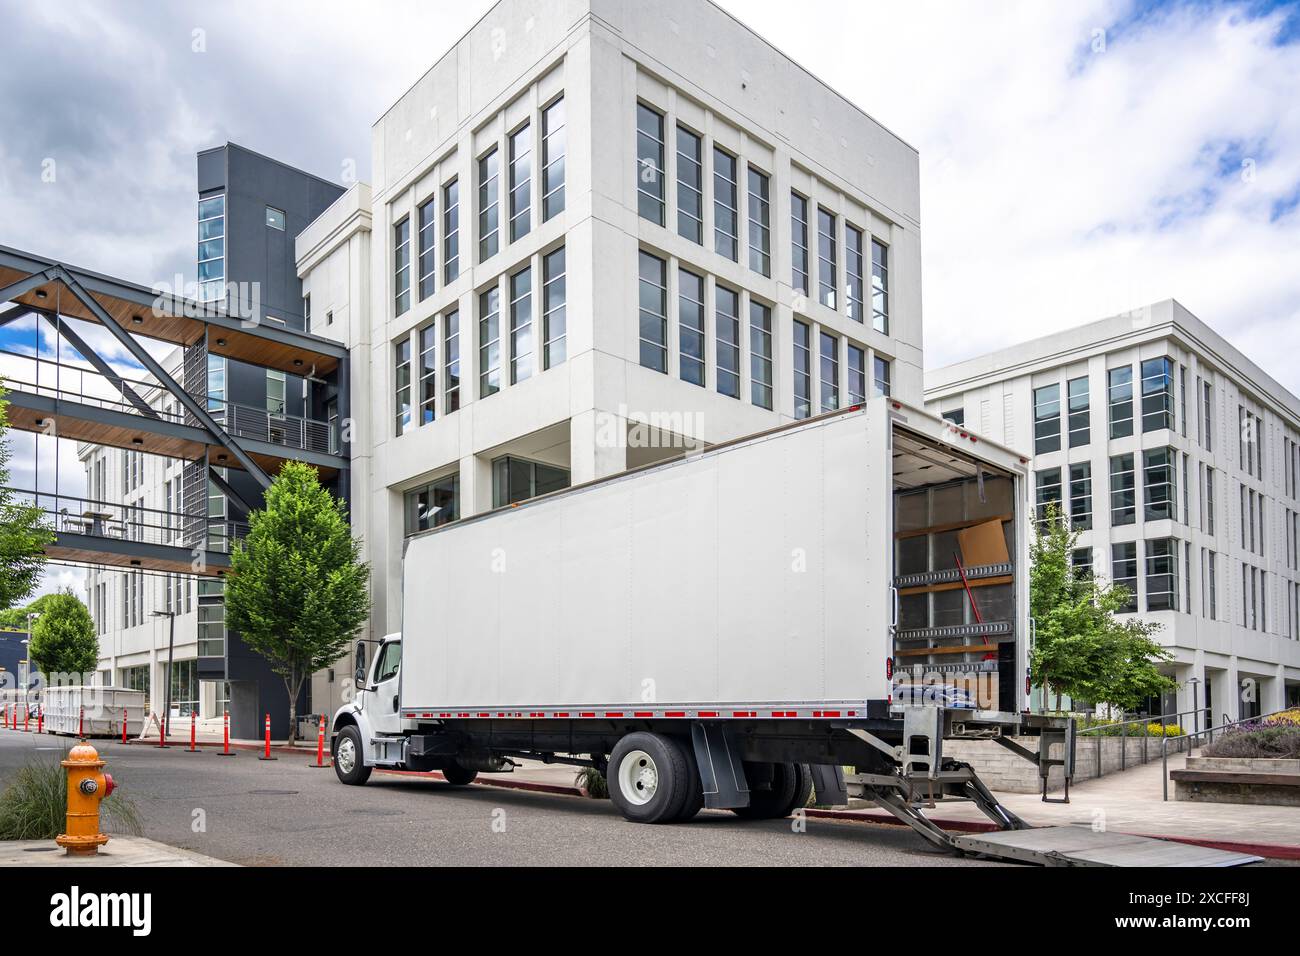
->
[892,427,1020,711]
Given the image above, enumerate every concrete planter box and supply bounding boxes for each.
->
[1172,757,1300,806]
[945,734,1190,793]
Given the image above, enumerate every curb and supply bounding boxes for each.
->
[375,766,585,797]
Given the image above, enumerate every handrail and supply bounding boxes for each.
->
[1161,708,1290,800]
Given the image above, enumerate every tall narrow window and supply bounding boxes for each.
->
[676,126,702,244]
[1145,538,1178,611]
[197,194,226,303]
[750,301,773,410]
[1201,380,1213,451]
[793,320,812,420]
[394,338,412,435]
[638,251,667,373]
[1113,542,1139,612]
[479,287,501,397]
[819,331,839,413]
[417,197,436,301]
[266,369,286,415]
[715,285,741,399]
[443,179,460,283]
[1033,383,1061,453]
[394,217,411,315]
[1141,357,1174,431]
[478,147,501,261]
[845,225,864,323]
[542,246,566,370]
[1070,462,1093,530]
[636,103,665,225]
[871,239,889,334]
[1207,551,1217,618]
[714,147,739,261]
[444,309,461,413]
[678,269,705,388]
[509,265,533,384]
[418,324,436,424]
[1204,466,1215,534]
[1036,468,1063,524]
[541,97,565,221]
[873,355,891,398]
[817,207,837,309]
[1110,453,1136,525]
[847,344,866,406]
[508,122,532,242]
[747,166,770,276]
[791,192,810,295]
[1108,365,1133,439]
[1143,447,1175,521]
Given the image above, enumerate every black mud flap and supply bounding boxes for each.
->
[809,764,848,807]
[690,722,750,809]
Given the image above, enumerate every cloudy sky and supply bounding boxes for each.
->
[1,0,1298,598]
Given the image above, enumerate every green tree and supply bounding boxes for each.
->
[0,385,52,612]
[0,593,59,632]
[27,590,98,680]
[1030,503,1173,713]
[225,461,370,743]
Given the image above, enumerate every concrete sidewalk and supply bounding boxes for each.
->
[0,837,235,867]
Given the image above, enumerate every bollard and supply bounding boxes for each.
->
[37,707,43,734]
[121,709,128,746]
[215,709,235,757]
[186,712,199,753]
[23,707,29,733]
[55,742,115,857]
[257,713,277,761]
[309,714,330,768]
[78,705,84,738]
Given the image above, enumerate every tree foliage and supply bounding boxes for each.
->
[225,461,370,743]
[27,589,98,680]
[0,385,52,612]
[1030,503,1173,712]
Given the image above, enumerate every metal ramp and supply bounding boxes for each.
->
[952,824,1262,867]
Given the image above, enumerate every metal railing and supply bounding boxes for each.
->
[1075,707,1204,780]
[9,489,248,554]
[206,401,336,456]
[1160,709,1291,800]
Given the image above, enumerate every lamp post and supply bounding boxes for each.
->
[151,610,176,738]
[1186,676,1201,737]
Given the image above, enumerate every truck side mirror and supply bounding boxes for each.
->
[354,641,367,688]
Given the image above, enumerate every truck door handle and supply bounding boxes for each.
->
[890,586,899,632]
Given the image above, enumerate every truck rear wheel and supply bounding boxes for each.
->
[442,761,479,786]
[608,732,691,824]
[731,761,797,819]
[782,763,814,816]
[333,726,371,786]
[673,741,705,822]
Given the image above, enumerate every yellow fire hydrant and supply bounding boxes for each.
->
[55,742,115,857]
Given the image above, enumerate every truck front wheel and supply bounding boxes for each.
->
[333,726,372,786]
[442,761,479,786]
[608,732,691,824]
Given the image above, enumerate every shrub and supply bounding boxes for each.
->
[1202,727,1300,760]
[0,752,142,841]
[574,766,609,799]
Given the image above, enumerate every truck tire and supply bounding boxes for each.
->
[442,761,479,786]
[781,763,814,817]
[731,761,797,819]
[333,726,371,786]
[673,740,705,822]
[608,732,691,824]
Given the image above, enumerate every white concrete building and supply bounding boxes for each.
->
[298,0,925,687]
[924,300,1300,722]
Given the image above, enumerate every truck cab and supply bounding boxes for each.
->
[330,634,403,783]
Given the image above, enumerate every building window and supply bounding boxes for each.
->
[873,355,891,398]
[847,344,866,407]
[418,324,437,424]
[303,293,311,328]
[492,456,571,508]
[1110,453,1136,525]
[1107,365,1133,439]
[1072,547,1094,580]
[1145,538,1178,611]
[542,96,565,221]
[404,474,459,535]
[508,122,532,242]
[715,285,741,400]
[394,217,411,315]
[417,197,436,300]
[793,320,812,420]
[394,338,412,435]
[1033,383,1061,454]
[638,251,667,373]
[750,301,773,410]
[1201,380,1213,451]
[1067,376,1090,447]
[266,369,286,416]
[1143,447,1175,521]
[1069,462,1092,531]
[509,266,533,385]
[871,239,889,334]
[675,126,703,244]
[817,207,837,309]
[678,268,705,388]
[1112,542,1138,612]
[1140,357,1174,432]
[747,166,770,276]
[942,407,965,426]
[542,246,566,370]
[444,310,461,413]
[636,103,665,226]
[478,148,501,261]
[845,225,864,323]
[443,178,460,283]
[1204,466,1215,534]
[791,192,810,296]
[1035,468,1063,524]
[819,331,839,413]
[479,286,502,397]
[714,147,739,261]
[197,600,225,658]
[1206,549,1218,619]
[197,194,225,303]
[169,660,199,718]
[265,205,285,230]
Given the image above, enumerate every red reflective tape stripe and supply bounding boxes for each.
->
[604,712,624,718]
[555,712,569,717]
[665,711,686,718]
[731,711,755,717]
[580,712,596,718]
[698,711,718,717]
[477,712,490,718]
[634,711,653,718]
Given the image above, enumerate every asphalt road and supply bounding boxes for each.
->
[0,730,997,867]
